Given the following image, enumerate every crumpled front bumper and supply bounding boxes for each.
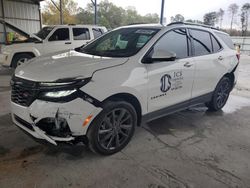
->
[11,98,102,145]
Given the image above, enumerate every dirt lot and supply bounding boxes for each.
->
[0,56,250,188]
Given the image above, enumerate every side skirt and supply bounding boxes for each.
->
[141,92,213,124]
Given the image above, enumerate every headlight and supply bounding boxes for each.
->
[39,81,76,87]
[37,78,91,102]
[39,77,91,88]
[43,89,77,98]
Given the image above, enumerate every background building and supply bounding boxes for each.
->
[0,0,43,44]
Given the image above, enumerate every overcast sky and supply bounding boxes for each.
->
[42,0,249,27]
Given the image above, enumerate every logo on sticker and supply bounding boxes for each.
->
[160,74,171,92]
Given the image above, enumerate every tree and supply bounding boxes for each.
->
[75,7,93,25]
[170,14,185,22]
[143,13,159,23]
[217,8,224,28]
[42,0,159,29]
[228,3,239,31]
[203,12,217,26]
[240,3,250,36]
[42,0,79,25]
[76,0,159,29]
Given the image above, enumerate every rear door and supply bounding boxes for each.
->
[146,28,195,112]
[72,27,91,48]
[189,29,225,98]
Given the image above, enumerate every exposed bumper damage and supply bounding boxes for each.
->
[11,98,102,145]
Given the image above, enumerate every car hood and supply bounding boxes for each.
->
[15,50,129,82]
[0,19,42,41]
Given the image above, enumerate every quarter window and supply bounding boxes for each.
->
[92,28,103,38]
[73,28,90,40]
[49,28,69,41]
[190,29,212,56]
[154,29,189,59]
[215,32,234,49]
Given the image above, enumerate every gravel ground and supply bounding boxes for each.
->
[0,55,250,188]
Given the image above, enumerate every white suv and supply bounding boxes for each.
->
[11,23,239,155]
[0,20,107,68]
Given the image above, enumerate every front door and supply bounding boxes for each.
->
[146,28,195,113]
[44,27,73,54]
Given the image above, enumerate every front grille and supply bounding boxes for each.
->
[11,76,38,107]
[14,115,34,131]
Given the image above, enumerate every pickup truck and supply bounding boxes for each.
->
[0,19,107,68]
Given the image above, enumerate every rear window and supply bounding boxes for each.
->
[73,28,90,40]
[189,29,212,56]
[215,32,234,49]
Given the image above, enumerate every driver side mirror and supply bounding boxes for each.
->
[142,48,176,64]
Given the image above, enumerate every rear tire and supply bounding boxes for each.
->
[206,77,232,111]
[12,53,34,68]
[87,100,137,155]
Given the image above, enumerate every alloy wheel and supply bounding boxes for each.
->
[216,80,230,108]
[97,108,133,151]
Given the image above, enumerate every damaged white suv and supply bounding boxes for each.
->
[11,23,239,155]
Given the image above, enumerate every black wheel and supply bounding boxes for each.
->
[12,53,33,68]
[206,77,232,111]
[87,101,137,155]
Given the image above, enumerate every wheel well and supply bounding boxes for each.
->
[103,93,142,126]
[11,52,35,67]
[224,72,235,89]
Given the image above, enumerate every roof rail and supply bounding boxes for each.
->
[167,22,219,30]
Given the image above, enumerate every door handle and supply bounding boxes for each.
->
[65,42,72,44]
[218,56,223,61]
[183,62,193,68]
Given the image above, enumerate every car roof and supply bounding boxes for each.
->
[119,23,164,29]
[166,22,229,35]
[43,25,106,28]
[117,22,229,36]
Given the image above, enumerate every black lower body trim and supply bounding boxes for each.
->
[142,92,213,123]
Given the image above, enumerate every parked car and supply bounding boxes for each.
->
[0,19,107,68]
[11,22,239,155]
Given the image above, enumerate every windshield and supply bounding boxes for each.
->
[81,27,159,57]
[36,26,54,40]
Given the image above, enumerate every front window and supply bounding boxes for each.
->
[154,29,190,59]
[36,26,54,40]
[48,28,70,41]
[81,28,159,57]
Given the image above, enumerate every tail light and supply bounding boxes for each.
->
[236,54,240,61]
[235,45,240,61]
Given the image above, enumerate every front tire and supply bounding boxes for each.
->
[87,101,137,155]
[12,53,33,68]
[206,77,232,111]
